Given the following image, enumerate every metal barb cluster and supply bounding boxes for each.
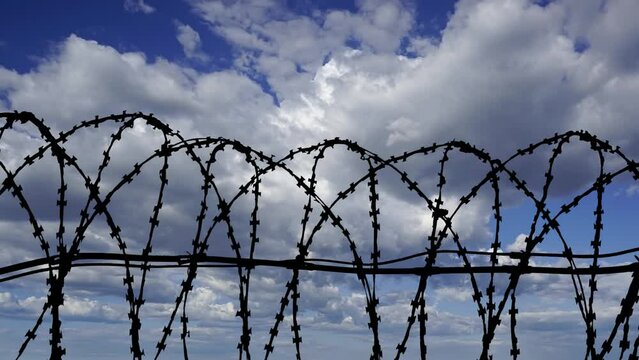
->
[0,111,638,359]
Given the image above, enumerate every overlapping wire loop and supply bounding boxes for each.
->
[1,111,638,359]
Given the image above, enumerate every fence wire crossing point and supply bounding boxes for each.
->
[0,111,638,359]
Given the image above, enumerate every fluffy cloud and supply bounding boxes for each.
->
[190,0,413,101]
[0,35,283,152]
[0,291,125,322]
[124,0,155,14]
[175,22,210,62]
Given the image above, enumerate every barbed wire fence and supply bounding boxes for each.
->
[0,111,638,359]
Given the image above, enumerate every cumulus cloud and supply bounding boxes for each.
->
[190,0,413,101]
[124,0,155,14]
[175,22,210,62]
[0,35,279,147]
[0,291,126,322]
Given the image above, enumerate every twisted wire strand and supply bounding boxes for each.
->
[1,112,639,359]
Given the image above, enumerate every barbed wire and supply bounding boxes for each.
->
[0,111,638,359]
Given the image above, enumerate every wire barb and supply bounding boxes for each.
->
[1,112,639,359]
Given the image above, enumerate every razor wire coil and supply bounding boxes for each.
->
[0,111,638,359]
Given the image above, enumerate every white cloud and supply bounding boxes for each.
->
[186,287,237,320]
[0,292,126,322]
[507,233,528,252]
[124,0,155,14]
[386,116,421,146]
[0,35,280,148]
[175,22,210,62]
[190,0,413,101]
[625,184,639,197]
[434,286,472,302]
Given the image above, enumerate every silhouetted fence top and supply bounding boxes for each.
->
[0,111,638,359]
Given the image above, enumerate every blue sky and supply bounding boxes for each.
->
[0,0,454,104]
[0,1,455,68]
[2,0,639,359]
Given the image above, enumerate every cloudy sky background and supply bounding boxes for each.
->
[1,0,639,358]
